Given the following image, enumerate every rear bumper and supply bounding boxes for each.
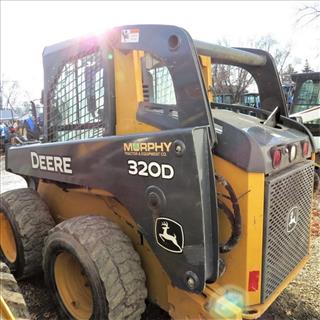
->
[167,254,309,319]
[241,254,309,319]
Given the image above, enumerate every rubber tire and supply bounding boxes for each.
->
[43,216,147,320]
[0,188,55,278]
[0,261,30,320]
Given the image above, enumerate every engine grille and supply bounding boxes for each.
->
[261,161,314,302]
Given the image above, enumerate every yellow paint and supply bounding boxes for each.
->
[241,255,310,319]
[199,55,213,102]
[168,285,242,319]
[0,213,17,263]
[113,49,159,135]
[211,155,265,306]
[37,181,171,312]
[54,252,93,319]
[0,296,15,320]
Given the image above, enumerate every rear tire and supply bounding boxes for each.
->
[0,188,55,278]
[0,261,30,319]
[43,216,147,320]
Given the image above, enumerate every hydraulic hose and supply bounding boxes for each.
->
[215,175,242,253]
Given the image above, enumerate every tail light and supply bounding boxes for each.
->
[271,149,282,168]
[302,141,309,157]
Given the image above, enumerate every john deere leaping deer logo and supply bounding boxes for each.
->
[155,218,184,253]
[287,206,299,233]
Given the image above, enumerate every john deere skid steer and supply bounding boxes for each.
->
[0,25,316,319]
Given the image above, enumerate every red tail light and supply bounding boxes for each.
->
[248,270,260,292]
[302,141,309,157]
[271,149,282,168]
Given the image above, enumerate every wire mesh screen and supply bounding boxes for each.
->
[262,162,314,301]
[48,50,105,142]
[150,67,176,105]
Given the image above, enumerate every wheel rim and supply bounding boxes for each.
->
[0,212,17,263]
[54,251,93,320]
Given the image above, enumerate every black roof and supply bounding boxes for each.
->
[291,72,320,82]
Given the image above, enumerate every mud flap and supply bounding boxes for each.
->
[6,126,219,292]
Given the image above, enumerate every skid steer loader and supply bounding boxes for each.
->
[0,25,316,319]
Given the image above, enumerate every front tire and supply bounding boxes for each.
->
[43,216,147,320]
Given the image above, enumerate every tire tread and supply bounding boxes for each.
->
[0,261,30,319]
[47,216,147,320]
[0,188,55,277]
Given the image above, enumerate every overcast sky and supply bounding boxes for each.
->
[1,1,319,100]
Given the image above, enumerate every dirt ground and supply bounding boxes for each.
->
[0,155,319,320]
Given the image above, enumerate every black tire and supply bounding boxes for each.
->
[0,188,55,278]
[0,261,30,319]
[43,216,147,320]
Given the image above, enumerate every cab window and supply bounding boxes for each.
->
[48,50,105,142]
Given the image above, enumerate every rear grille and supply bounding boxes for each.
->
[261,161,314,301]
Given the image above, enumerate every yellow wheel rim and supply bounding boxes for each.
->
[54,252,93,320]
[0,212,17,263]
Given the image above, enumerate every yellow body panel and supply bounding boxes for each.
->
[199,55,214,102]
[114,49,159,135]
[212,155,265,306]
[165,156,310,319]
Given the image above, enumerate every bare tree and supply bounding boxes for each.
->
[297,2,320,26]
[2,80,19,108]
[282,64,297,84]
[213,64,254,103]
[253,35,291,81]
[0,77,30,117]
[213,36,292,103]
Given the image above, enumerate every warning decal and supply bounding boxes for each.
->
[121,29,140,43]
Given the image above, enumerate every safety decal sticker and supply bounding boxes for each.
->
[155,217,184,253]
[121,29,140,43]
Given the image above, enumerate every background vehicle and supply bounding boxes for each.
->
[290,72,320,153]
[0,25,315,319]
[215,93,234,104]
[240,93,260,108]
[0,122,10,151]
[282,82,295,109]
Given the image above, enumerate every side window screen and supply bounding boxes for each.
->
[48,50,105,142]
[142,54,176,106]
[292,80,320,113]
[149,67,176,105]
[138,53,178,129]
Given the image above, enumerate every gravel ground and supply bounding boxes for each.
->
[0,155,319,319]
